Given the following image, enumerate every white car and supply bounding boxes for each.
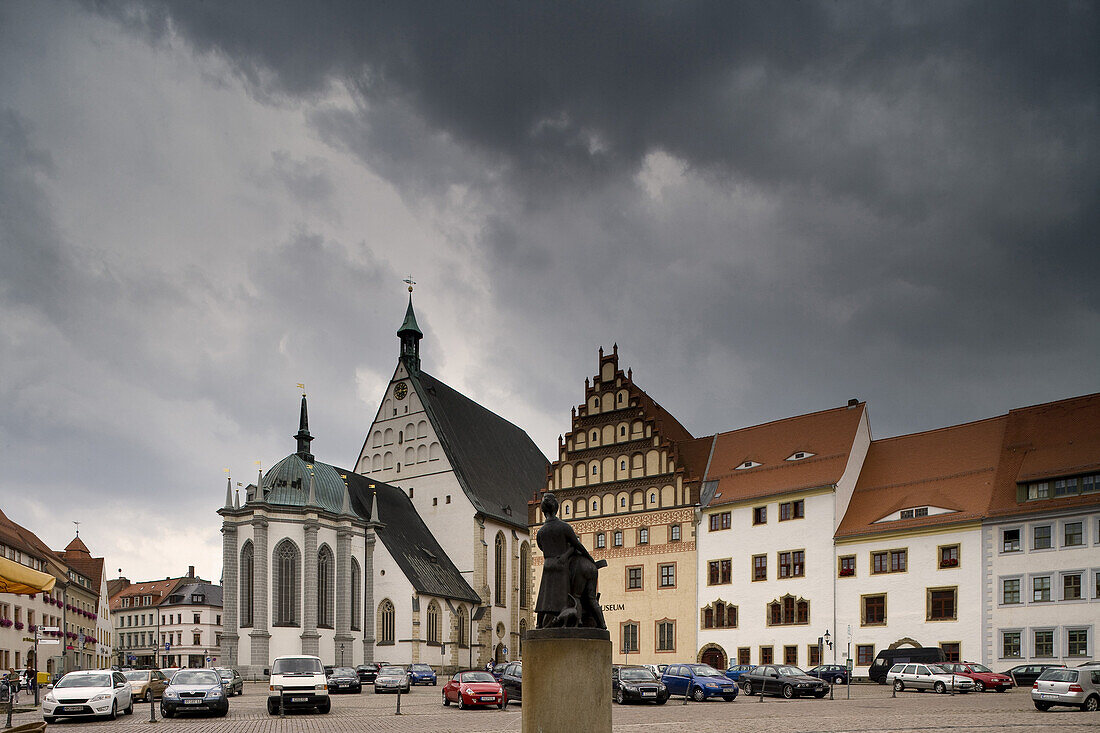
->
[266,654,330,715]
[43,669,134,722]
[886,662,974,693]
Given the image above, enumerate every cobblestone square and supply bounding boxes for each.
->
[7,681,1099,732]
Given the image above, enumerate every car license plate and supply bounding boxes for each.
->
[291,696,308,702]
[642,692,656,697]
[480,696,495,702]
[184,699,203,705]
[61,705,83,712]
[1041,694,1058,699]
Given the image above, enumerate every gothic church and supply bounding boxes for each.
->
[218,296,547,675]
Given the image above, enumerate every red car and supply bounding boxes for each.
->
[442,670,506,709]
[942,662,1014,692]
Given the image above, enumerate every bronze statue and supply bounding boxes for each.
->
[535,493,607,629]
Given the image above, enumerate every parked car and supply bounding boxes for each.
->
[940,662,1013,692]
[500,661,523,703]
[214,667,244,697]
[442,670,506,709]
[159,667,181,682]
[724,664,757,682]
[42,670,134,723]
[327,666,363,694]
[886,663,973,693]
[1032,666,1100,712]
[806,664,848,685]
[374,665,411,694]
[612,665,669,705]
[868,647,946,684]
[491,662,508,681]
[1001,663,1066,687]
[408,663,438,686]
[160,668,229,717]
[738,665,829,699]
[356,664,379,683]
[123,669,170,702]
[265,654,330,715]
[662,663,739,701]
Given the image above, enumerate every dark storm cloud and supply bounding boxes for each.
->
[88,0,1099,441]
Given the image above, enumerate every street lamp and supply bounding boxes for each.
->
[823,629,832,650]
[339,643,345,667]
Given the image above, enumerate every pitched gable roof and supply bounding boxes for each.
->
[342,470,481,604]
[836,416,1006,539]
[0,508,64,567]
[412,369,548,529]
[704,403,867,506]
[986,392,1100,518]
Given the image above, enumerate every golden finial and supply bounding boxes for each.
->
[403,275,416,293]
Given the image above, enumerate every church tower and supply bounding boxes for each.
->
[397,294,422,374]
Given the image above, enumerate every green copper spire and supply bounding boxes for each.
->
[398,295,422,337]
[397,283,423,373]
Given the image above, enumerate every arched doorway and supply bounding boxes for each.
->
[698,644,727,670]
[495,642,505,663]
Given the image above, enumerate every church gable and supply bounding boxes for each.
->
[356,361,451,476]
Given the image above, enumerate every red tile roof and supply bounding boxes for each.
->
[109,576,193,610]
[835,416,1007,539]
[704,403,867,506]
[986,392,1100,518]
[0,508,64,567]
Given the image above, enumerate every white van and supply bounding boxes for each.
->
[265,655,330,714]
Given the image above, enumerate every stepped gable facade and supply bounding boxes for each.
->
[530,346,708,663]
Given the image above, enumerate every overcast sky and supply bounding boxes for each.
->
[1,1,1096,584]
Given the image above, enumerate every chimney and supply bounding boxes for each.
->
[188,565,195,578]
[847,398,859,408]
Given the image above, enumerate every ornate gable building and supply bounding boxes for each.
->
[530,347,709,663]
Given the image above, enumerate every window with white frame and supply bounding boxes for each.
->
[1064,521,1084,547]
[1067,628,1089,657]
[1033,629,1054,658]
[1063,572,1083,600]
[1032,575,1051,602]
[1033,525,1052,550]
[1002,578,1021,605]
[1002,528,1021,553]
[1002,630,1022,658]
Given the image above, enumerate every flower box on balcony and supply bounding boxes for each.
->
[14,621,24,630]
[838,568,855,577]
[939,558,958,568]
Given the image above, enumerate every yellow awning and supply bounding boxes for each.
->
[0,555,56,594]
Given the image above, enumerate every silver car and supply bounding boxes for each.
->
[372,666,410,694]
[886,663,974,693]
[1032,666,1100,712]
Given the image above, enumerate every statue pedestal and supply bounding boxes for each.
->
[521,628,611,733]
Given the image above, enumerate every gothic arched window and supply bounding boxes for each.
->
[456,605,468,648]
[426,601,441,644]
[239,541,254,628]
[317,544,334,629]
[350,557,361,631]
[519,542,531,609]
[273,539,300,627]
[378,599,395,645]
[494,532,507,607]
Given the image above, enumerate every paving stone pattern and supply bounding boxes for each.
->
[8,682,1099,732]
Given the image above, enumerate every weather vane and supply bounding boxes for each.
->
[296,382,306,396]
[73,520,80,537]
[403,275,416,293]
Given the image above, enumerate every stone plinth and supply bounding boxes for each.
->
[521,628,611,733]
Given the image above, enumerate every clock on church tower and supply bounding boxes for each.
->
[394,382,408,400]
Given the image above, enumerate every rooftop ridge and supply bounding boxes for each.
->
[711,401,864,438]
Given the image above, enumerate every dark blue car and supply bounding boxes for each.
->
[407,664,437,686]
[661,663,739,701]
[806,664,848,685]
[724,664,756,682]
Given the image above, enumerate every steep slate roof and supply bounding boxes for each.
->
[162,582,223,607]
[0,508,64,567]
[411,369,549,530]
[986,392,1100,518]
[835,416,1007,539]
[342,470,481,604]
[704,403,867,506]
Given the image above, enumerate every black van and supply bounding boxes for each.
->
[868,648,946,684]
